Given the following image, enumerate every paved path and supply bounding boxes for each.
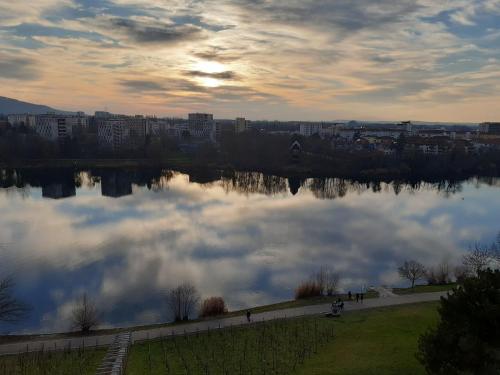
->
[0,291,447,356]
[373,286,397,297]
[95,332,131,375]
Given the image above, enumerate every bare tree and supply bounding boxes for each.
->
[71,293,99,333]
[491,231,500,262]
[426,262,451,285]
[463,244,492,276]
[166,283,200,322]
[313,266,340,296]
[0,277,29,323]
[398,260,426,288]
[313,266,327,295]
[325,269,340,296]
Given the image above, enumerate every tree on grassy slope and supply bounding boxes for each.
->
[398,260,426,288]
[418,269,500,374]
[166,283,200,321]
[71,293,100,333]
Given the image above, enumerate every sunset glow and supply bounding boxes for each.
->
[0,0,499,121]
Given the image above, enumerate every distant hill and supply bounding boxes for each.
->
[0,96,72,115]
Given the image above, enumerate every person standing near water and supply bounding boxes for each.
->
[360,293,364,303]
[246,310,251,322]
[356,293,359,302]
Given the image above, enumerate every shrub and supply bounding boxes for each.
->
[200,296,227,317]
[418,269,500,374]
[294,281,322,300]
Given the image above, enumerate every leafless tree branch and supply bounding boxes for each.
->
[166,282,200,322]
[0,277,30,323]
[398,260,426,288]
[71,293,100,333]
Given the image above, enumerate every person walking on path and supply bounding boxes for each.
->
[360,293,364,303]
[246,310,251,322]
[356,293,359,302]
[348,291,352,300]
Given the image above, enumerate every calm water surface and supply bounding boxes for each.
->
[0,169,499,333]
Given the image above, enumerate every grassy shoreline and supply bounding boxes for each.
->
[0,291,377,345]
[392,283,456,295]
[0,285,448,345]
[1,301,440,374]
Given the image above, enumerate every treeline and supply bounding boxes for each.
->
[218,131,500,180]
[1,126,500,181]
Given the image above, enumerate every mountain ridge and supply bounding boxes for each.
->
[0,96,72,115]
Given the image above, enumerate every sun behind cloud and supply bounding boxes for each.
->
[193,60,226,74]
[192,60,227,87]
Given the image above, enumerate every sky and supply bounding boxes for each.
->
[0,0,500,121]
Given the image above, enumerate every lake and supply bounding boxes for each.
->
[0,168,499,334]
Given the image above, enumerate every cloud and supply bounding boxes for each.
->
[231,0,421,36]
[119,78,209,95]
[0,54,40,80]
[192,49,242,62]
[120,79,166,92]
[186,70,238,80]
[106,17,204,44]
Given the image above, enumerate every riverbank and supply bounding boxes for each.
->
[0,286,452,346]
[0,290,447,357]
[0,301,440,374]
[0,292,379,346]
[2,154,499,183]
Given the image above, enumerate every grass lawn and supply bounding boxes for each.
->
[126,301,439,375]
[296,302,439,375]
[393,283,456,295]
[127,315,336,375]
[0,347,106,375]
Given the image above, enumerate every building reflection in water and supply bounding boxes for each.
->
[42,182,76,199]
[101,171,133,198]
[41,171,77,199]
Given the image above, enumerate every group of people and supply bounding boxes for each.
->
[331,291,365,315]
[245,290,366,321]
[347,291,364,302]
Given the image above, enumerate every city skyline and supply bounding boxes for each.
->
[1,1,500,122]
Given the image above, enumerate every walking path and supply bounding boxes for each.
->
[373,286,397,297]
[0,291,447,356]
[95,332,131,375]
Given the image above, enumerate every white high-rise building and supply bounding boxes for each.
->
[34,113,88,141]
[235,117,249,133]
[188,113,216,141]
[299,123,335,138]
[97,116,146,150]
[7,114,36,128]
[146,118,181,138]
